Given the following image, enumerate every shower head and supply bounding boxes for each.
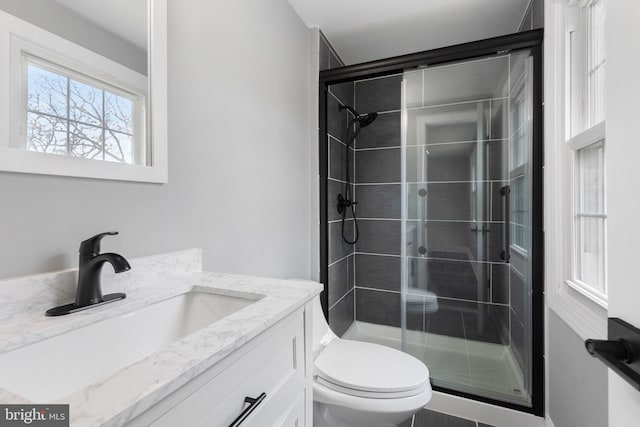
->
[339,104,378,128]
[358,112,378,128]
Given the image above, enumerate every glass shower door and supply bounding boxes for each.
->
[401,51,534,406]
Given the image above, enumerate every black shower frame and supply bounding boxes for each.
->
[318,29,544,417]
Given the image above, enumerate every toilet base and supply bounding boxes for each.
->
[313,401,414,427]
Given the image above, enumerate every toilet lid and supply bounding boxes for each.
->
[315,340,430,396]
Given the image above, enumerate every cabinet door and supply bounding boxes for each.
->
[275,395,305,427]
[149,311,304,427]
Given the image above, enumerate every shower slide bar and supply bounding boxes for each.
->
[500,185,511,263]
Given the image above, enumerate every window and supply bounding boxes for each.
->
[24,56,145,165]
[565,0,607,306]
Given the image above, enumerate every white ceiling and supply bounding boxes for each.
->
[287,0,531,65]
[54,0,147,50]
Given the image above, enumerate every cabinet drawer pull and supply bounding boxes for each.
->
[228,392,267,427]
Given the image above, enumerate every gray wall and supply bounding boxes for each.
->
[548,310,608,427]
[0,0,314,282]
[0,0,147,75]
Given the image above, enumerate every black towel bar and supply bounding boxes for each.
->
[585,318,640,391]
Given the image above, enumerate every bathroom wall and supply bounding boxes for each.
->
[0,0,315,282]
[322,33,357,337]
[548,310,608,427]
[0,0,147,75]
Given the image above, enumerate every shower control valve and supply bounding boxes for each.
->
[337,194,357,214]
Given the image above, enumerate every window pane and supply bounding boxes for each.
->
[27,64,67,117]
[69,122,103,160]
[69,79,103,126]
[576,216,605,292]
[27,112,67,155]
[105,92,134,134]
[24,56,143,165]
[576,141,605,214]
[575,140,606,293]
[105,130,133,164]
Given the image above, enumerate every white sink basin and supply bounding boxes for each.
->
[0,291,257,402]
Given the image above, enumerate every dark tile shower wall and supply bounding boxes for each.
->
[321,33,357,337]
[351,68,513,345]
[353,75,405,332]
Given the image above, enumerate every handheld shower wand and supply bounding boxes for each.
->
[336,104,378,244]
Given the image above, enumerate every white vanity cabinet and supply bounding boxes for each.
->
[129,303,313,427]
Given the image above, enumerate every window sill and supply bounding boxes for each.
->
[548,281,607,340]
[567,121,605,150]
[564,279,608,308]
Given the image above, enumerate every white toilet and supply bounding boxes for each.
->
[312,296,432,427]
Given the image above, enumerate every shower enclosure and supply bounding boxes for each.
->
[319,30,543,415]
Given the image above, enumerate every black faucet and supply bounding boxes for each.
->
[46,232,131,316]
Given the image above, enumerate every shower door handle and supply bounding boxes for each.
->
[500,185,511,262]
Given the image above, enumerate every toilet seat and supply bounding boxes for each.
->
[314,339,430,399]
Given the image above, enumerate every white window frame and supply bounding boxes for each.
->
[0,3,168,183]
[18,51,147,164]
[545,0,608,341]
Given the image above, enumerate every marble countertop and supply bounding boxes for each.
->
[0,250,322,426]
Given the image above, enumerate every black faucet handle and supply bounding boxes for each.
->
[79,231,119,255]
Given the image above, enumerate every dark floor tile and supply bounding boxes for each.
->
[329,138,353,182]
[355,75,402,113]
[414,409,476,427]
[329,220,354,264]
[355,148,401,183]
[408,258,490,302]
[330,81,354,106]
[355,254,400,292]
[479,423,496,427]
[356,111,401,149]
[355,184,401,219]
[356,220,401,255]
[355,288,400,328]
[462,303,509,344]
[329,289,354,337]
[398,415,413,427]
